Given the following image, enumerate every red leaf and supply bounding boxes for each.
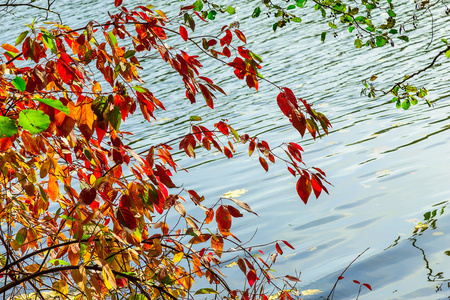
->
[288,167,296,176]
[353,280,361,284]
[79,187,97,206]
[311,175,322,199]
[259,157,268,172]
[363,283,372,291]
[288,144,302,162]
[116,206,137,232]
[338,276,344,280]
[289,142,303,152]
[220,29,232,46]
[275,242,283,255]
[238,46,252,59]
[282,240,295,250]
[116,277,127,287]
[225,205,243,218]
[56,59,76,84]
[114,0,123,6]
[207,39,217,47]
[296,176,312,204]
[247,270,257,287]
[224,146,233,158]
[223,46,231,57]
[215,121,229,135]
[277,92,292,117]
[179,26,188,41]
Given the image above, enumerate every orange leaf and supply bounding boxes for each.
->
[234,29,246,43]
[211,235,224,258]
[1,44,20,53]
[216,205,231,236]
[205,208,214,224]
[48,173,59,201]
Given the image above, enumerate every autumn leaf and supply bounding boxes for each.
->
[216,205,232,236]
[79,187,97,206]
[116,206,137,232]
[180,26,188,41]
[296,176,312,204]
[247,269,257,287]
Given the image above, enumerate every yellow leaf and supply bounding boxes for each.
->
[53,280,69,294]
[102,264,117,290]
[301,289,323,296]
[154,10,167,19]
[222,189,248,198]
[173,252,183,263]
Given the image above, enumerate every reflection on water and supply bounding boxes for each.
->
[1,0,450,299]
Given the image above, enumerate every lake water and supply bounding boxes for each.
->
[2,1,450,299]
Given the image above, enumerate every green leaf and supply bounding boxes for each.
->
[0,116,18,138]
[272,22,278,32]
[296,0,307,8]
[108,31,117,47]
[226,6,235,14]
[441,38,447,44]
[321,31,326,42]
[15,31,28,46]
[291,17,302,22]
[354,38,363,48]
[249,51,263,62]
[348,26,355,33]
[355,16,364,22]
[18,109,51,134]
[194,288,219,295]
[12,76,26,92]
[328,22,337,29]
[389,29,398,34]
[15,227,27,246]
[387,10,396,17]
[190,115,202,121]
[410,96,418,105]
[398,36,409,42]
[207,10,217,20]
[396,100,401,109]
[287,5,296,9]
[132,85,147,93]
[376,36,387,47]
[42,33,57,54]
[402,99,411,110]
[445,49,450,58]
[109,106,121,131]
[252,7,261,18]
[193,0,203,11]
[48,259,71,266]
[35,98,70,115]
[124,50,135,59]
